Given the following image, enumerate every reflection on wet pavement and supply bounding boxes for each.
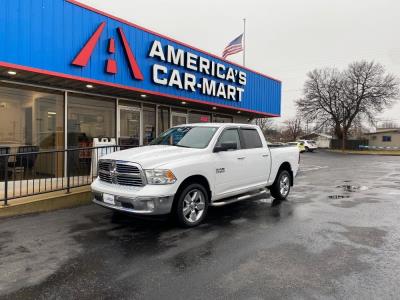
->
[1,151,400,299]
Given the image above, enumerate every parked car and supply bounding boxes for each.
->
[288,141,306,153]
[91,123,300,227]
[298,140,318,152]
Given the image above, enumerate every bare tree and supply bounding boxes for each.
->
[297,61,399,149]
[378,120,399,129]
[283,118,303,141]
[253,118,274,134]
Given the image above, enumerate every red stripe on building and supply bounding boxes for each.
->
[117,27,144,81]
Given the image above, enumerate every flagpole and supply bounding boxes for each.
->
[243,18,246,66]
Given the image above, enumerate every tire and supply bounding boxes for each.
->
[270,170,291,201]
[305,146,310,152]
[175,183,209,227]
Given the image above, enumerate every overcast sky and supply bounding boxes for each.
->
[80,0,400,124]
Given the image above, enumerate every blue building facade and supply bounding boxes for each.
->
[0,0,281,116]
[0,0,281,153]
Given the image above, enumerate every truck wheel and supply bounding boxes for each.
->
[175,183,209,227]
[270,170,291,201]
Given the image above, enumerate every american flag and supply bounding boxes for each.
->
[222,34,243,59]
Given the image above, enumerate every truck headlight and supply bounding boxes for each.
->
[144,169,177,185]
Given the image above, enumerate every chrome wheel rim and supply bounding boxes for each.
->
[279,174,290,197]
[183,189,206,223]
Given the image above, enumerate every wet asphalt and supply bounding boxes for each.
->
[1,150,400,299]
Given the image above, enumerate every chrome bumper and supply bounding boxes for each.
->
[92,192,174,215]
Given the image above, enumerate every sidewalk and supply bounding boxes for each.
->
[0,185,92,218]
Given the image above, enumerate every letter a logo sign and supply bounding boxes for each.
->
[72,22,144,81]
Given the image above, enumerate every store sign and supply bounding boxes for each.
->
[72,22,247,102]
[72,22,144,80]
[148,41,247,102]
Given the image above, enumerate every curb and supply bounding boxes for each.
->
[0,187,92,219]
[327,150,400,156]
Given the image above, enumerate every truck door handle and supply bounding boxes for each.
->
[237,157,246,160]
[262,154,269,157]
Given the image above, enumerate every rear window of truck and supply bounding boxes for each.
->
[240,129,263,149]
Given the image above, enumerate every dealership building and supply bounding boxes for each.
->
[0,0,281,154]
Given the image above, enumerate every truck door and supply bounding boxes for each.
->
[213,128,245,197]
[238,128,270,187]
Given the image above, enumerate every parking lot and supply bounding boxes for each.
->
[1,150,400,299]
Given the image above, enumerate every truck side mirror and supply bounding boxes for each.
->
[214,142,238,152]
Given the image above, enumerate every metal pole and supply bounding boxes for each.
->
[243,18,246,66]
[66,149,70,193]
[64,91,68,178]
[4,156,8,206]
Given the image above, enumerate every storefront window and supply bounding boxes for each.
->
[143,105,156,145]
[157,106,170,136]
[0,85,64,151]
[189,111,211,123]
[213,115,233,123]
[67,94,115,148]
[171,109,188,127]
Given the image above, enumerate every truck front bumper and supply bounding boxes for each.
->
[91,178,175,215]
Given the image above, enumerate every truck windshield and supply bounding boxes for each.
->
[150,126,218,149]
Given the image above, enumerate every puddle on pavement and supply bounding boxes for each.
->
[336,185,369,192]
[328,195,350,199]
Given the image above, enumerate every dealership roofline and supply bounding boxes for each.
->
[66,0,281,84]
[0,61,280,118]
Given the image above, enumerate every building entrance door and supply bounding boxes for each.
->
[118,106,141,147]
[171,112,188,127]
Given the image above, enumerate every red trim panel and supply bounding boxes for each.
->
[0,61,279,118]
[72,22,106,67]
[66,0,281,83]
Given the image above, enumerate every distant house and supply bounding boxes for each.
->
[364,129,400,148]
[300,133,333,148]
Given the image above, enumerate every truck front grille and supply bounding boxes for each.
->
[98,160,145,187]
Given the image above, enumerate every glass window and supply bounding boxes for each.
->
[240,129,263,149]
[150,126,218,149]
[67,94,115,148]
[0,85,64,151]
[171,112,187,127]
[157,106,170,136]
[213,115,233,123]
[215,129,241,149]
[119,99,140,108]
[189,112,211,123]
[119,107,140,148]
[143,105,156,145]
[382,136,392,142]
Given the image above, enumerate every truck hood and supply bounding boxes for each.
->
[101,145,202,169]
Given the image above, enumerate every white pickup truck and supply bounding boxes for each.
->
[91,123,300,227]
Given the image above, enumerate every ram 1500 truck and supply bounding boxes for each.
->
[91,123,300,227]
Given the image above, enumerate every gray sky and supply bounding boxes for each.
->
[80,0,400,124]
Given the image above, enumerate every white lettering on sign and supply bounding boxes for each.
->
[148,40,247,102]
[148,40,165,61]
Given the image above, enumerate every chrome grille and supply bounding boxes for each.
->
[98,160,145,187]
[116,164,140,174]
[98,160,112,172]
